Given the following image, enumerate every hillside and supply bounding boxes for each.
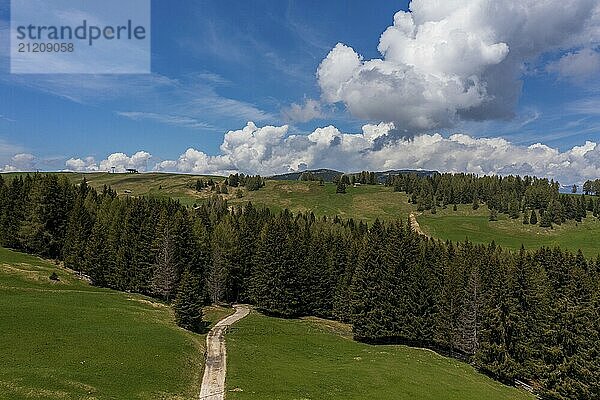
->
[269,168,344,182]
[269,168,438,183]
[418,203,600,257]
[226,311,534,400]
[2,172,599,256]
[0,247,230,399]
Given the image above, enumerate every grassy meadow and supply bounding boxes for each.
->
[66,173,413,223]
[3,171,599,255]
[230,180,413,223]
[226,311,534,400]
[0,247,230,400]
[418,203,600,257]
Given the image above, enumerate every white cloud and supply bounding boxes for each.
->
[117,112,215,130]
[0,115,15,122]
[93,151,153,173]
[149,122,600,184]
[547,48,600,82]
[65,157,98,172]
[0,72,274,129]
[1,153,36,172]
[317,0,600,132]
[0,165,18,172]
[567,98,600,115]
[282,99,323,123]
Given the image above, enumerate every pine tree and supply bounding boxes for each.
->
[234,203,260,303]
[208,219,238,303]
[1,177,26,248]
[350,219,394,341]
[63,179,94,272]
[336,180,347,194]
[509,202,520,219]
[151,212,178,301]
[472,193,480,210]
[251,212,302,317]
[173,269,204,333]
[539,210,553,228]
[462,261,482,355]
[475,254,519,382]
[530,209,538,225]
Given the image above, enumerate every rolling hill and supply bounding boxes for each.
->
[226,311,534,400]
[2,171,599,256]
[0,246,230,399]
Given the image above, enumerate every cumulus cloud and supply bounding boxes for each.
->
[63,151,152,173]
[282,99,323,123]
[65,157,98,172]
[317,0,600,132]
[149,122,600,185]
[547,48,600,82]
[97,151,152,172]
[1,153,36,172]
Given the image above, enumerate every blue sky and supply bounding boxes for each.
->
[1,0,600,181]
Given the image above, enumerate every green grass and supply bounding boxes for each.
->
[69,172,220,207]
[0,247,231,400]
[226,311,534,400]
[418,204,600,257]
[230,180,413,223]
[4,172,600,254]
[2,172,412,223]
[2,172,222,207]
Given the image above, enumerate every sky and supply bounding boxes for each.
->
[1,0,600,185]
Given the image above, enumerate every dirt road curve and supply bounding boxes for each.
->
[199,305,250,400]
[410,213,429,238]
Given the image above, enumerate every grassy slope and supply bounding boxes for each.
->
[67,172,218,207]
[230,181,413,223]
[226,312,533,400]
[3,172,599,254]
[4,172,412,222]
[0,247,231,400]
[2,172,223,207]
[418,203,600,257]
[62,173,412,223]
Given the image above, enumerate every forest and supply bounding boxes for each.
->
[0,173,598,399]
[385,172,600,226]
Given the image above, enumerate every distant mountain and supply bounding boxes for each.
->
[269,168,437,183]
[372,169,438,183]
[269,169,344,182]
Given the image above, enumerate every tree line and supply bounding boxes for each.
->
[386,172,600,225]
[0,173,599,399]
[583,179,600,196]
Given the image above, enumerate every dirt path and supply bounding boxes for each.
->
[410,213,429,238]
[199,304,250,400]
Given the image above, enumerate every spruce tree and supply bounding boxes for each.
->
[472,194,480,210]
[539,210,553,228]
[63,180,94,272]
[350,219,394,341]
[173,269,204,333]
[251,212,301,317]
[151,212,178,301]
[530,209,538,225]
